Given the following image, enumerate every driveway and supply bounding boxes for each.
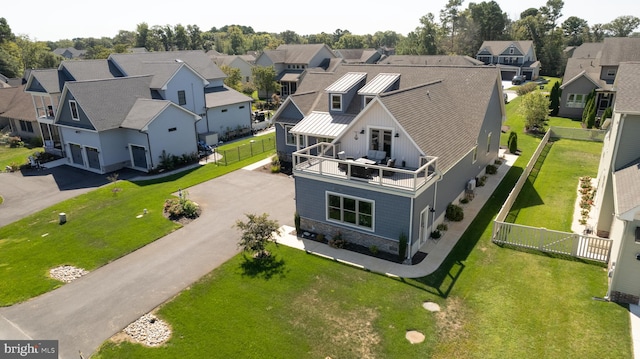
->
[0,165,139,227]
[0,167,296,359]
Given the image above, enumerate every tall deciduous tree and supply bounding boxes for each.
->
[398,13,441,55]
[469,1,507,41]
[252,65,279,100]
[603,15,640,37]
[235,213,280,259]
[440,0,464,53]
[562,16,589,46]
[220,65,242,91]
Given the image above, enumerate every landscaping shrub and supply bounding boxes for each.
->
[516,82,538,96]
[486,164,497,175]
[398,232,407,261]
[445,203,464,222]
[430,230,441,239]
[8,136,23,148]
[508,131,518,154]
[294,212,301,234]
[329,232,347,249]
[436,223,448,231]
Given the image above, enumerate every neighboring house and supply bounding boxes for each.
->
[378,55,484,66]
[0,82,42,141]
[476,40,540,81]
[591,62,640,304]
[24,50,252,173]
[334,49,382,64]
[558,38,640,119]
[210,54,256,84]
[52,47,86,59]
[273,64,505,260]
[255,44,340,98]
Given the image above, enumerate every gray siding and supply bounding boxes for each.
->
[56,93,95,130]
[559,77,597,119]
[294,176,411,241]
[614,114,640,170]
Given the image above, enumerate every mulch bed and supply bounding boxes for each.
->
[300,231,427,265]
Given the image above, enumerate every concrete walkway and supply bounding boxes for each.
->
[275,150,518,278]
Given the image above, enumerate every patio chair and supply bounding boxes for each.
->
[383,158,396,177]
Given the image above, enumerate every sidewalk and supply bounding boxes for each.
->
[275,149,518,278]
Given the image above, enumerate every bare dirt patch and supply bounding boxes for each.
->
[435,296,470,342]
[291,285,381,359]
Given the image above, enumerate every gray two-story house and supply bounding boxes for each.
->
[24,50,253,173]
[476,40,540,81]
[591,62,640,304]
[559,38,640,119]
[273,64,505,260]
[255,44,341,98]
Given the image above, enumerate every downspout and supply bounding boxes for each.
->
[145,132,153,170]
[432,169,444,228]
[407,197,414,263]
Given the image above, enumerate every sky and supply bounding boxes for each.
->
[3,0,639,42]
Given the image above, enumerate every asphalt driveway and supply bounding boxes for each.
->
[0,165,139,227]
[0,166,296,359]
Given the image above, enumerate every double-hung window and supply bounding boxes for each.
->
[331,94,342,111]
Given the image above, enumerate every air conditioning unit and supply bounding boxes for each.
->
[467,179,476,191]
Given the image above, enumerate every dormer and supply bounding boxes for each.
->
[358,73,400,109]
[325,72,367,113]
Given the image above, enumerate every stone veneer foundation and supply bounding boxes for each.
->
[609,291,640,305]
[301,218,399,255]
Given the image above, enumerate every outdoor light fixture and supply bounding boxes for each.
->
[360,128,365,134]
[395,132,400,138]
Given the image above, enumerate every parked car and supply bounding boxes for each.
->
[512,75,525,85]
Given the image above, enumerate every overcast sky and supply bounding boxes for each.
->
[3,0,639,42]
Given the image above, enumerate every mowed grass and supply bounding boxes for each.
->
[0,145,39,169]
[96,97,631,358]
[95,245,441,359]
[509,139,603,231]
[0,144,275,306]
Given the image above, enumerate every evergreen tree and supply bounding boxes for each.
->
[549,81,561,116]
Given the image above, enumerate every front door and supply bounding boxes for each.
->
[131,145,148,169]
[419,207,431,245]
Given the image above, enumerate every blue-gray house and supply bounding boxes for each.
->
[273,64,505,261]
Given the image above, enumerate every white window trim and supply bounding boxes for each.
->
[326,191,375,231]
[331,94,342,111]
[472,144,478,164]
[566,93,586,108]
[69,100,80,121]
[285,125,296,146]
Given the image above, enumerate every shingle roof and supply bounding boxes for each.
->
[59,60,116,81]
[569,42,603,59]
[120,99,171,130]
[0,84,36,121]
[478,41,534,56]
[273,44,335,64]
[613,159,640,216]
[612,62,640,114]
[64,76,153,131]
[109,50,225,80]
[26,69,63,93]
[600,38,640,66]
[204,86,253,107]
[378,55,484,66]
[283,63,501,172]
[560,57,603,89]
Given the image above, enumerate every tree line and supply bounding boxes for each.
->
[1,0,639,79]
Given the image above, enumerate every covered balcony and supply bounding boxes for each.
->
[293,142,438,192]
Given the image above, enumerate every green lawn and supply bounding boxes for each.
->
[0,145,41,170]
[0,144,275,306]
[509,139,602,231]
[1,102,633,358]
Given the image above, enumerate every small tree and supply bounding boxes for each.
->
[519,91,550,132]
[549,81,561,116]
[582,89,596,128]
[235,213,281,259]
[508,131,518,154]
